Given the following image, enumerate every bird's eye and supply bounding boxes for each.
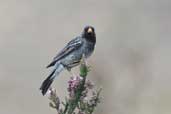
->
[92,28,94,32]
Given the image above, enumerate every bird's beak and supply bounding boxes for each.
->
[87,28,93,33]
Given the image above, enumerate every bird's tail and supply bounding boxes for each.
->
[40,63,64,95]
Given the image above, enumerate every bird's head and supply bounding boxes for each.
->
[82,26,96,43]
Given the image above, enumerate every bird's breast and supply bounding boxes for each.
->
[82,41,95,58]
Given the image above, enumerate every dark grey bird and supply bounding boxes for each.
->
[40,26,96,95]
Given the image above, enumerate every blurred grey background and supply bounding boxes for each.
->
[0,0,171,114]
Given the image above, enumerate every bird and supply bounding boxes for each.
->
[40,26,96,95]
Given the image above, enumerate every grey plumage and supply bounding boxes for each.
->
[40,26,96,95]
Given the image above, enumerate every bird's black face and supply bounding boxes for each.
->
[82,26,96,43]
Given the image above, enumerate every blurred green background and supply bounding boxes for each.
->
[0,0,171,114]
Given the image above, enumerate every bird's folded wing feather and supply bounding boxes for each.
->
[46,37,83,68]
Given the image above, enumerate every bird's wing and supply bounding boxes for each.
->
[46,37,83,68]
